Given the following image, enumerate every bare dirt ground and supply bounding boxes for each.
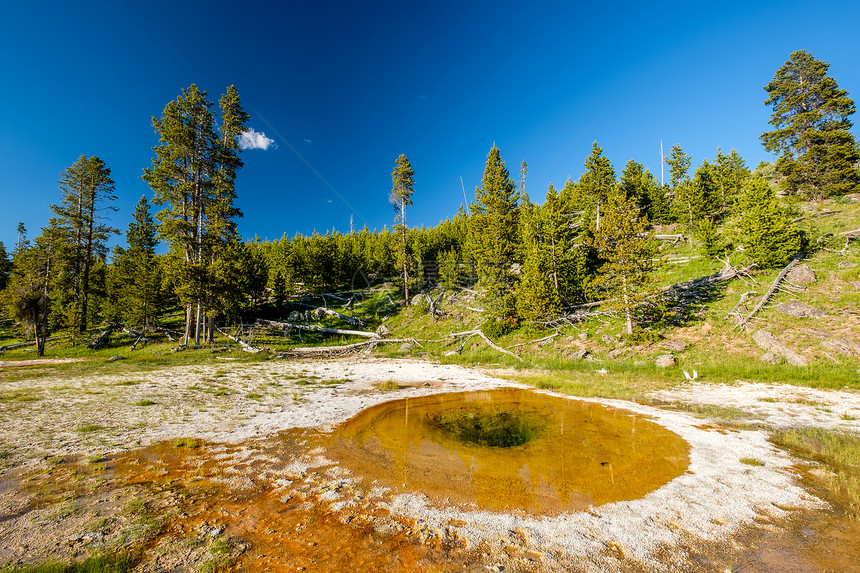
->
[1,357,859,572]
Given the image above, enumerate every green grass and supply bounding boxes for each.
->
[739,457,764,466]
[0,553,135,573]
[133,399,157,407]
[171,437,203,448]
[377,380,402,391]
[771,427,860,518]
[76,424,103,433]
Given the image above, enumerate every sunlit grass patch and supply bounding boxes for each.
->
[76,424,103,433]
[772,427,860,518]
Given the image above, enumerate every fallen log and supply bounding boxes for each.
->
[89,327,113,349]
[278,337,420,358]
[655,234,685,244]
[215,325,265,353]
[0,337,63,353]
[257,319,378,339]
[733,252,804,331]
[448,329,524,361]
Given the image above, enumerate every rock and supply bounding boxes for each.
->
[107,355,125,362]
[655,354,675,368]
[288,310,303,321]
[850,281,860,291]
[634,360,647,366]
[509,263,522,276]
[398,342,416,353]
[660,339,689,352]
[786,264,817,284]
[760,352,781,365]
[821,338,860,357]
[411,293,425,306]
[375,324,390,338]
[752,330,807,366]
[804,328,830,339]
[568,348,588,360]
[837,261,858,268]
[601,334,619,346]
[312,307,327,321]
[607,348,625,359]
[774,301,826,318]
[578,332,588,340]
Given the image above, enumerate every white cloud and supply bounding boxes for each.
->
[237,128,277,151]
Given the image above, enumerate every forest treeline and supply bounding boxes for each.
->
[0,50,857,354]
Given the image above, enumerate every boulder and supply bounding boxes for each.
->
[655,354,675,368]
[601,334,619,346]
[849,281,860,291]
[399,342,416,353]
[660,339,689,352]
[108,355,125,362]
[821,338,860,357]
[288,310,303,321]
[774,301,826,318]
[786,264,817,284]
[411,293,425,306]
[837,261,858,268]
[607,348,626,359]
[312,307,327,321]
[568,348,589,360]
[375,324,390,338]
[760,352,781,365]
[752,330,807,367]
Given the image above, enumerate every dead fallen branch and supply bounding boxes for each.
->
[277,337,419,358]
[448,329,524,361]
[215,325,265,353]
[257,319,378,339]
[733,252,804,331]
[508,332,559,349]
[0,337,63,353]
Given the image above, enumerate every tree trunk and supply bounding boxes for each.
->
[401,201,409,305]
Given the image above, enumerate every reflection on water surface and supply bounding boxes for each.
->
[328,388,690,516]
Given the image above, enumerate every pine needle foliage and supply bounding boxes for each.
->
[589,189,662,335]
[761,50,860,199]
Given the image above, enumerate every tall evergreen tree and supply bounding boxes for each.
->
[390,154,415,304]
[2,227,62,355]
[0,242,11,292]
[665,144,692,190]
[111,196,168,330]
[589,189,662,336]
[143,84,248,345]
[713,147,750,212]
[761,50,860,198]
[50,155,118,333]
[468,145,520,323]
[736,177,802,268]
[575,142,616,229]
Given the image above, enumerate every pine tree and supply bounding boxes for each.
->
[676,160,718,242]
[665,144,692,190]
[111,196,168,330]
[736,177,802,268]
[50,155,118,332]
[517,184,587,321]
[589,189,662,336]
[390,154,415,304]
[575,142,616,229]
[468,145,520,323]
[761,50,860,198]
[143,84,248,345]
[0,242,11,292]
[2,227,62,355]
[713,147,750,212]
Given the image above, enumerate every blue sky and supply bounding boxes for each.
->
[2,1,859,252]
